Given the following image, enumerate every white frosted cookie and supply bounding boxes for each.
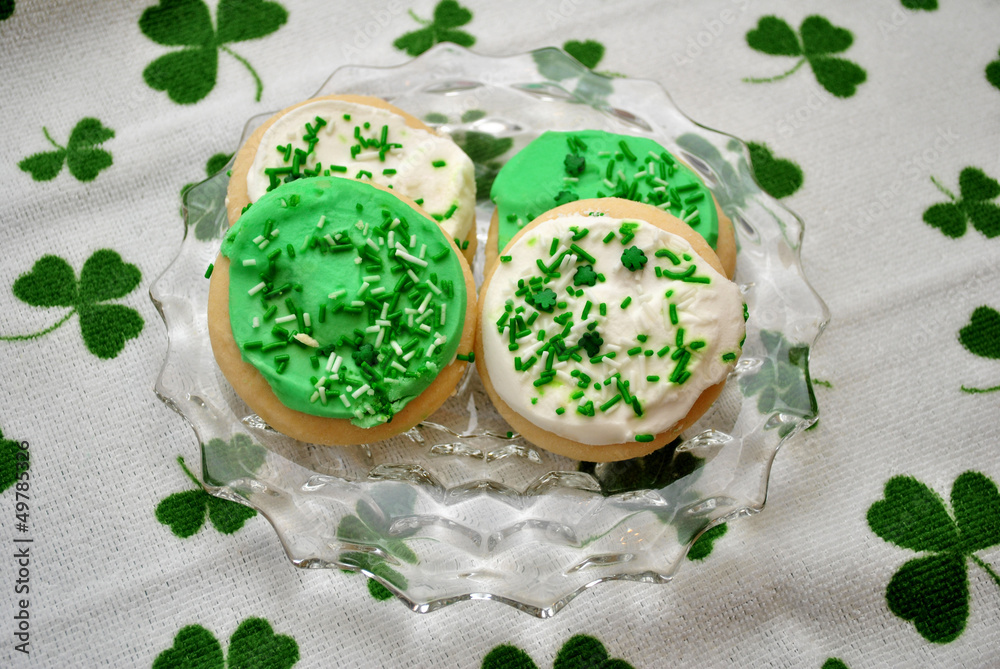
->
[227,94,477,262]
[475,198,745,462]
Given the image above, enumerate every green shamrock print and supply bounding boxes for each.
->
[201,433,267,487]
[924,167,1000,239]
[563,39,605,70]
[867,471,1000,644]
[482,635,634,669]
[153,617,298,669]
[822,660,850,669]
[958,306,1000,394]
[739,330,817,435]
[988,47,1000,92]
[0,425,27,496]
[688,523,728,561]
[182,151,234,240]
[454,130,514,201]
[156,456,257,538]
[2,250,143,359]
[0,0,14,21]
[338,486,418,600]
[18,118,114,182]
[744,15,867,98]
[393,0,475,57]
[747,142,803,199]
[140,0,289,105]
[902,0,937,9]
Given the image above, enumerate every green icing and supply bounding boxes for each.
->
[490,130,719,253]
[222,178,467,427]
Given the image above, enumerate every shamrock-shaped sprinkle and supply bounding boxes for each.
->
[744,15,867,98]
[156,456,257,538]
[529,288,557,313]
[18,118,114,182]
[482,635,634,669]
[352,343,378,367]
[2,250,143,359]
[958,305,1000,394]
[393,0,475,57]
[867,471,1000,643]
[578,331,603,358]
[739,330,816,435]
[564,153,586,176]
[139,0,289,104]
[924,167,1000,239]
[0,425,27,496]
[620,246,647,271]
[573,265,598,287]
[153,618,299,669]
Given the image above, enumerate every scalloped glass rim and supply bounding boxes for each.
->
[151,45,829,617]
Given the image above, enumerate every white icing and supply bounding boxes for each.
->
[481,214,745,446]
[246,99,476,242]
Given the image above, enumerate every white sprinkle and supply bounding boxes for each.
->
[355,150,379,161]
[439,303,447,326]
[603,178,616,189]
[329,289,347,300]
[409,234,417,248]
[247,282,266,296]
[435,334,446,346]
[402,350,416,362]
[363,274,381,283]
[374,328,385,348]
[275,314,297,323]
[252,235,265,245]
[419,243,427,259]
[365,325,381,334]
[319,387,327,405]
[598,151,611,157]
[315,376,327,389]
[404,308,417,315]
[684,209,699,222]
[426,342,437,358]
[389,218,400,230]
[352,384,370,398]
[354,257,363,264]
[355,220,364,231]
[294,333,319,347]
[563,177,579,182]
[363,221,369,236]
[648,150,661,160]
[653,177,670,187]
[419,323,432,333]
[387,231,395,250]
[375,319,392,327]
[331,356,343,374]
[407,269,421,284]
[426,280,442,295]
[324,233,336,246]
[380,303,389,319]
[418,292,433,313]
[416,309,433,324]
[407,313,414,328]
[316,215,326,229]
[396,249,428,267]
[653,186,666,193]
[270,229,279,238]
[366,238,379,252]
[279,199,287,207]
[326,352,337,371]
[257,239,270,250]
[391,361,406,372]
[656,202,671,210]
[242,259,256,267]
[370,286,386,296]
[617,170,627,183]
[252,317,260,328]
[647,162,656,176]
[391,340,404,356]
[303,312,311,327]
[357,281,370,297]
[634,170,647,179]
[340,394,352,408]
[310,391,320,403]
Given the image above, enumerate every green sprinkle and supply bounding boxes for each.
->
[556,407,566,415]
[329,164,347,173]
[577,400,595,417]
[600,395,622,412]
[602,231,615,244]
[243,340,262,350]
[432,160,446,168]
[618,140,636,162]
[655,248,681,265]
[627,346,642,356]
[261,341,286,352]
[722,352,736,362]
[569,243,596,263]
[620,296,632,309]
[669,303,679,325]
[637,334,648,342]
[599,303,607,316]
[646,375,660,382]
[531,398,538,405]
[570,390,584,400]
[644,350,653,357]
[500,255,512,263]
[581,301,592,320]
[656,345,670,357]
[635,434,654,443]
[204,263,214,278]
[549,237,560,256]
[676,328,685,347]
[382,168,397,176]
[690,340,706,350]
[456,352,476,362]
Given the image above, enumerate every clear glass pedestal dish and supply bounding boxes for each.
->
[151,45,829,617]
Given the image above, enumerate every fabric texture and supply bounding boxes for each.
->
[1,1,999,666]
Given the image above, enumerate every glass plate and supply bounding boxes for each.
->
[151,45,829,617]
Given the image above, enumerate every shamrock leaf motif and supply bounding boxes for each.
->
[155,456,257,538]
[337,485,418,600]
[182,151,234,240]
[453,130,513,201]
[18,118,114,182]
[924,167,1000,239]
[140,0,288,104]
[988,47,1000,93]
[563,39,605,70]
[202,433,267,487]
[0,425,27,495]
[867,471,1000,643]
[902,0,937,9]
[739,330,817,435]
[958,305,1000,394]
[573,265,598,287]
[620,246,647,271]
[0,0,13,20]
[153,618,298,669]
[482,635,634,669]
[529,288,558,313]
[393,0,475,57]
[4,250,144,359]
[747,142,803,199]
[688,523,728,561]
[823,660,850,669]
[744,15,867,98]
